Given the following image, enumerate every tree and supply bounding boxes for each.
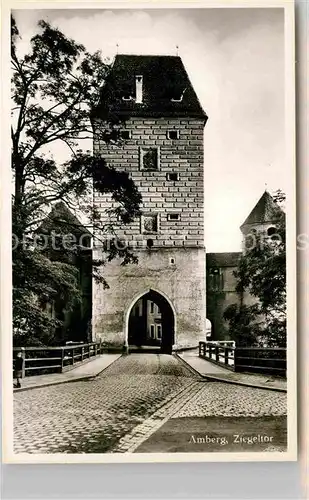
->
[223,190,286,347]
[11,16,142,345]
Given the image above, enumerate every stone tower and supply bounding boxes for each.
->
[91,55,208,352]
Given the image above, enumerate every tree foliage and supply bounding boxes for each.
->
[223,191,286,347]
[11,16,142,345]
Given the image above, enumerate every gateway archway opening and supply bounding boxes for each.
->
[128,290,175,354]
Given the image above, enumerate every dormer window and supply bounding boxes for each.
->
[122,76,143,103]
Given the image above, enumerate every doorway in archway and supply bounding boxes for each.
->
[128,290,175,354]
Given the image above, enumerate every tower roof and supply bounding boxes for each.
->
[92,54,207,120]
[240,191,284,229]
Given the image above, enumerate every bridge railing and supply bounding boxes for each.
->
[199,341,286,377]
[13,341,104,378]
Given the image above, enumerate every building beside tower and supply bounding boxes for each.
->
[91,54,208,352]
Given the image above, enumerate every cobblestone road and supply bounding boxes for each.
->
[172,383,287,418]
[14,354,287,454]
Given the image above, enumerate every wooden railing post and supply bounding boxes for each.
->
[234,347,238,372]
[95,343,97,357]
[99,339,102,355]
[215,345,219,362]
[225,347,229,366]
[72,348,75,365]
[199,342,207,358]
[81,346,84,362]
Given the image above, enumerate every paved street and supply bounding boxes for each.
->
[14,354,287,454]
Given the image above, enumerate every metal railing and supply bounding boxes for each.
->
[13,341,105,377]
[199,341,286,377]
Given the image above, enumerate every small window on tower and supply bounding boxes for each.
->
[166,173,179,181]
[140,147,159,171]
[142,214,159,234]
[167,130,179,140]
[167,213,180,221]
[267,226,277,236]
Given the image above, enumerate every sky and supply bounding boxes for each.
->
[12,7,286,252]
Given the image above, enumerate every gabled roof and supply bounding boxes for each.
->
[206,252,241,268]
[240,191,284,229]
[92,54,207,120]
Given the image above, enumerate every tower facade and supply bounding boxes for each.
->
[92,55,208,351]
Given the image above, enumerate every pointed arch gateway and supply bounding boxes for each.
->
[127,289,175,354]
